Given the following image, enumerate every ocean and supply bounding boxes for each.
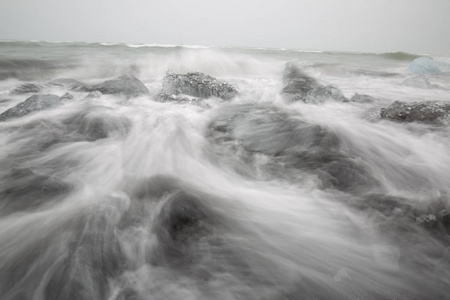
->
[0,40,449,299]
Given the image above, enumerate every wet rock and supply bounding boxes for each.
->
[0,94,62,122]
[10,83,43,95]
[62,107,131,141]
[77,113,131,141]
[281,62,347,103]
[0,168,73,215]
[350,93,377,103]
[81,75,149,98]
[304,85,348,103]
[208,104,378,194]
[43,200,126,300]
[154,190,211,267]
[380,100,450,124]
[162,71,238,100]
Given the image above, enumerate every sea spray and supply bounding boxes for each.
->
[0,41,449,299]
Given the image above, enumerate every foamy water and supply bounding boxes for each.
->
[0,41,449,300]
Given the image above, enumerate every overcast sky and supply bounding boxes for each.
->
[0,0,449,55]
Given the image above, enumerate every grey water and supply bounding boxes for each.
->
[0,41,450,300]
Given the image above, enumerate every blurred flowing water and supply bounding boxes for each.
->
[0,41,449,300]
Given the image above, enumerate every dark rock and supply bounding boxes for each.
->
[380,100,450,124]
[162,71,238,100]
[281,62,347,103]
[81,75,149,98]
[10,83,43,95]
[0,94,62,122]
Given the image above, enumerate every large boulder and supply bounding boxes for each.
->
[380,100,450,124]
[78,75,149,98]
[161,72,238,100]
[281,62,347,103]
[0,94,62,122]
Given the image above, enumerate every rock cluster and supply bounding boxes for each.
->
[380,100,450,124]
[281,62,347,103]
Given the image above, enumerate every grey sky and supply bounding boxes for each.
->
[1,0,449,55]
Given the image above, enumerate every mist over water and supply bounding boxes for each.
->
[0,41,450,300]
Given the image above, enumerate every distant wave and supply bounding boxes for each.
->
[378,51,423,61]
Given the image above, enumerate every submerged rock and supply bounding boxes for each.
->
[162,71,238,100]
[47,78,84,89]
[0,94,62,122]
[0,168,73,215]
[208,104,378,194]
[281,62,347,103]
[350,93,377,103]
[10,83,43,95]
[380,100,450,124]
[78,75,149,98]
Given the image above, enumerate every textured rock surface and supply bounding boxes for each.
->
[162,72,237,100]
[380,100,450,124]
[0,94,62,121]
[281,62,347,103]
[80,75,149,98]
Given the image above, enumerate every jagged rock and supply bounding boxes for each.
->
[281,62,347,103]
[0,94,62,122]
[80,75,149,98]
[162,71,238,100]
[380,100,450,124]
[10,83,43,95]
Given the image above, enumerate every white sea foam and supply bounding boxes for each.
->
[0,41,449,300]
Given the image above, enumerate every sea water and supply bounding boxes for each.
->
[0,41,449,300]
